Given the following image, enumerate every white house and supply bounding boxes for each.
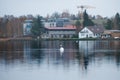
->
[79,26,104,38]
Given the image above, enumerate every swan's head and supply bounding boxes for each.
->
[60,44,63,47]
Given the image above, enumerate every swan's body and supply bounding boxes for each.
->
[59,44,64,56]
[60,47,64,53]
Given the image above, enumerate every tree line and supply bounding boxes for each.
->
[104,13,120,30]
[0,15,27,38]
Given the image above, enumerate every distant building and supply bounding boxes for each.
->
[79,26,104,38]
[23,20,33,36]
[44,25,76,38]
[44,18,71,27]
[102,30,120,39]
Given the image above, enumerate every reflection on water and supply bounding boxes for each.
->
[0,40,120,80]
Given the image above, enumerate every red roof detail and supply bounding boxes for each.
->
[45,25,76,30]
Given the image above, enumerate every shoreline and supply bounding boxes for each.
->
[0,37,32,41]
[0,37,120,41]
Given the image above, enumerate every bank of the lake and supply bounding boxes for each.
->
[0,37,120,41]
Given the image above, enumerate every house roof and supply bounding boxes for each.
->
[106,30,120,33]
[45,25,76,31]
[86,25,104,33]
[104,30,120,34]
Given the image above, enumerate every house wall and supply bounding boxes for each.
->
[103,30,120,38]
[23,20,32,36]
[111,32,120,38]
[47,30,75,38]
[44,22,56,27]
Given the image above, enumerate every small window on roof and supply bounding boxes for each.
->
[97,28,99,31]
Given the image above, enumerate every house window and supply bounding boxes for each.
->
[89,34,92,37]
[50,24,52,27]
[94,34,97,36]
[85,30,88,33]
[46,31,49,34]
[52,23,54,26]
[81,33,84,36]
[97,28,99,31]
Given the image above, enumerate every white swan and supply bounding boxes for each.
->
[60,44,64,55]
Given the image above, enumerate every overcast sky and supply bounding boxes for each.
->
[0,0,120,17]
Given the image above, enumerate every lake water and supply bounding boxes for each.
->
[0,40,120,80]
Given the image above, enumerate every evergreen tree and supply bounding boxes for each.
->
[31,15,45,37]
[83,10,94,27]
[113,13,120,30]
[105,19,113,30]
